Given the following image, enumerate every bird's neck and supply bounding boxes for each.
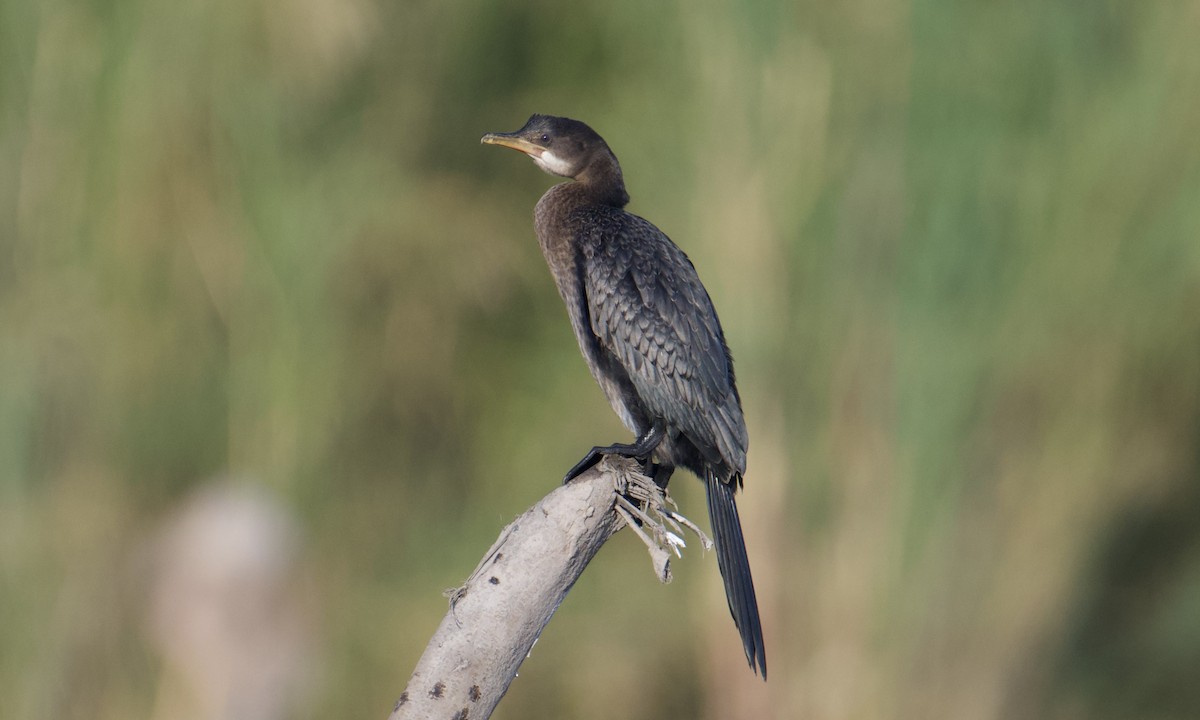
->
[575,151,630,208]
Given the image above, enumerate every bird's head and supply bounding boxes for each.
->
[481,114,614,180]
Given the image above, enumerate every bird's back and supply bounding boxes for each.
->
[570,204,748,480]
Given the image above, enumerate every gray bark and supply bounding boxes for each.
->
[387,458,660,720]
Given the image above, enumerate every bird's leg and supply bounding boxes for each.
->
[562,422,666,484]
[651,463,675,489]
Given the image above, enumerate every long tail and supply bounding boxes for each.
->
[705,470,767,678]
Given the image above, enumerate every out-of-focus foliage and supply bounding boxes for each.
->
[1,0,1198,717]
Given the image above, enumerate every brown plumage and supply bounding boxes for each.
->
[482,114,766,677]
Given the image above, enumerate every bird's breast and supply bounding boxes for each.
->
[533,187,649,437]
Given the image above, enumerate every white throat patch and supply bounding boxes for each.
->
[533,150,574,177]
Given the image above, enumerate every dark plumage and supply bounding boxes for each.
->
[482,114,766,678]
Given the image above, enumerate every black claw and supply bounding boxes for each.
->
[562,422,667,484]
[563,450,603,484]
[652,463,675,488]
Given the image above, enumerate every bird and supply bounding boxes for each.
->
[481,114,766,678]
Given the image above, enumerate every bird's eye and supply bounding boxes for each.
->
[540,133,550,144]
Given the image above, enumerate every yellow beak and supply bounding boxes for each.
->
[480,133,543,157]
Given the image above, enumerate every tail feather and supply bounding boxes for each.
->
[705,470,767,678]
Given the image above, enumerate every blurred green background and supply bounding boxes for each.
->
[2,0,1199,718]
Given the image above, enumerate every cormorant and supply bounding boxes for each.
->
[481,114,766,678]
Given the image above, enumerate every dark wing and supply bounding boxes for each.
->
[578,209,747,473]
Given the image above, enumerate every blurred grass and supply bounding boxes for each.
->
[2,0,1199,718]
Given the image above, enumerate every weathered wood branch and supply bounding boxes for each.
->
[387,457,706,720]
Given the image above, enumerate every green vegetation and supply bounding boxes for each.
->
[2,0,1197,717]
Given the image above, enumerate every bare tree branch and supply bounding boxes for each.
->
[386,457,702,720]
